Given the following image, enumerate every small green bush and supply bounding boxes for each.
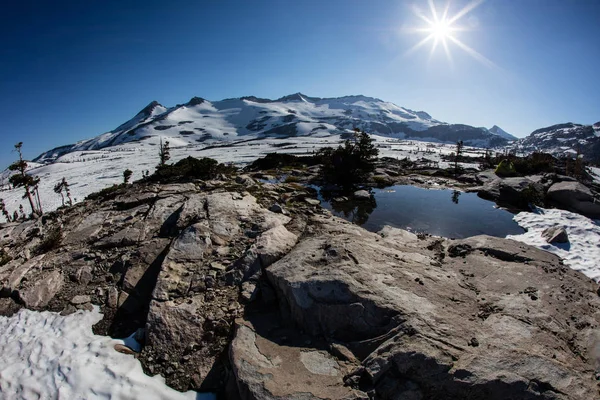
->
[247,153,321,171]
[493,153,557,176]
[151,156,237,182]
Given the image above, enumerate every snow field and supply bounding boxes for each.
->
[0,306,213,400]
[507,207,600,282]
[0,137,483,221]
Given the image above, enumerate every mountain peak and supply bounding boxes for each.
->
[187,96,205,106]
[137,100,163,118]
[488,125,517,141]
[276,93,310,102]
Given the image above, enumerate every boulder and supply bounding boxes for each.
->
[107,287,118,308]
[0,255,45,294]
[255,225,298,269]
[269,203,285,214]
[353,190,371,200]
[478,177,543,209]
[19,269,63,308]
[235,175,256,186]
[70,294,91,305]
[541,226,569,244]
[73,264,93,285]
[304,198,321,206]
[378,225,418,243]
[265,214,600,399]
[546,181,600,218]
[230,314,367,400]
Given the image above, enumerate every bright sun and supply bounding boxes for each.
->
[430,19,452,39]
[407,0,494,67]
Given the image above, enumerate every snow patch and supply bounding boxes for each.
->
[0,306,213,400]
[507,207,600,282]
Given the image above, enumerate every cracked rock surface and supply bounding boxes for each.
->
[1,174,599,399]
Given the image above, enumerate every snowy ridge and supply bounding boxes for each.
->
[34,93,510,163]
[509,122,600,162]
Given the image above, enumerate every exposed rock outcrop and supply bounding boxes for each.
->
[546,181,600,219]
[265,215,600,399]
[0,176,599,399]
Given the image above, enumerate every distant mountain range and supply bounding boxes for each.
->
[34,93,514,163]
[508,122,600,163]
[32,93,597,164]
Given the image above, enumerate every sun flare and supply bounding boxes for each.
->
[406,0,494,68]
[430,19,452,39]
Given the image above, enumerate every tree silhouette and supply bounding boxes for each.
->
[123,169,133,184]
[318,129,379,187]
[158,138,171,167]
[53,177,73,207]
[0,198,11,222]
[454,140,464,176]
[8,142,42,216]
[451,190,461,204]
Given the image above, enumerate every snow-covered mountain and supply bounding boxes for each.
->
[510,122,600,163]
[488,125,517,141]
[34,93,509,163]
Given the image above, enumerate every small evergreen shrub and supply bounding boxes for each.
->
[151,156,236,182]
[85,184,126,202]
[247,153,321,171]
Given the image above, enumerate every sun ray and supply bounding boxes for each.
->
[428,0,440,22]
[405,33,436,56]
[442,37,453,65]
[447,0,484,25]
[441,1,450,21]
[429,37,440,60]
[446,34,496,68]
[412,5,435,26]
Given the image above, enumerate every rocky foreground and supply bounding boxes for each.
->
[1,175,600,399]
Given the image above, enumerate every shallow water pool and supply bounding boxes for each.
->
[318,185,525,239]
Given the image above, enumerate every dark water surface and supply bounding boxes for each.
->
[318,185,525,239]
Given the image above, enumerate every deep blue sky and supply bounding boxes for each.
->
[1,0,599,168]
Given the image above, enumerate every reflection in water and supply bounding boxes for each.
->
[321,190,377,225]
[317,185,524,239]
[451,190,461,204]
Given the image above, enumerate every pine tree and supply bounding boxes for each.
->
[8,142,42,216]
[318,129,379,187]
[0,199,11,222]
[64,178,73,206]
[123,169,133,184]
[454,140,464,176]
[158,138,171,167]
[53,177,73,207]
